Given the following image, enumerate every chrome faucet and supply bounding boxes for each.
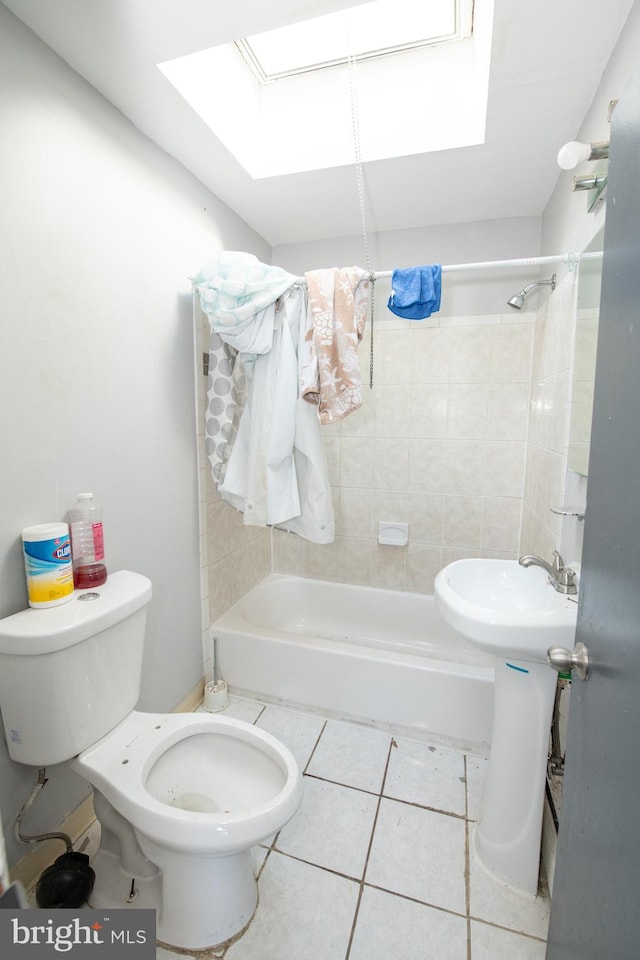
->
[518,550,577,595]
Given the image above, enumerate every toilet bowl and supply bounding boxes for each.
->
[73,709,302,950]
[0,570,303,952]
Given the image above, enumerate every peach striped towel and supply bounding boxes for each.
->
[301,267,370,424]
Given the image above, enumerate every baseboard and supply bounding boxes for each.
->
[9,677,205,894]
[174,677,205,713]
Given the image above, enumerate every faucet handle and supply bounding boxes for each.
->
[552,550,565,572]
[557,564,578,595]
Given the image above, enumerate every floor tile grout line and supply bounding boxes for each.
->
[384,794,467,820]
[343,737,396,960]
[469,916,548,943]
[303,771,468,819]
[343,884,365,960]
[301,772,381,798]
[255,845,273,882]
[251,703,267,725]
[463,754,472,960]
[267,847,363,885]
[362,880,470,922]
[302,719,328,775]
[465,818,472,958]
[255,848,549,949]
[262,849,474,926]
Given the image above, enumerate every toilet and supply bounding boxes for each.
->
[0,570,303,951]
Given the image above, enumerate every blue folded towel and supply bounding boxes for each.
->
[387,265,442,319]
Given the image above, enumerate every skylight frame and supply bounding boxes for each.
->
[156,0,492,180]
[235,0,473,84]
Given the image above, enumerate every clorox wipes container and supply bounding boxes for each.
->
[21,522,74,608]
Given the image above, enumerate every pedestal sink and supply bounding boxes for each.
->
[434,558,578,897]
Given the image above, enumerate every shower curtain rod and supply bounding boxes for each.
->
[294,251,601,284]
[376,253,570,279]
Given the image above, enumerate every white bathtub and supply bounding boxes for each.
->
[213,574,495,749]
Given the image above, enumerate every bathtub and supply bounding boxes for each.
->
[213,574,495,750]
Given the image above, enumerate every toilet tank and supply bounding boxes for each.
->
[0,570,152,766]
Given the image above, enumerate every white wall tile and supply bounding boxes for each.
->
[449,326,492,382]
[405,544,444,593]
[409,327,451,383]
[374,490,409,530]
[443,496,483,548]
[406,493,444,544]
[341,437,375,487]
[374,384,411,438]
[340,397,375,437]
[481,497,522,552]
[409,383,449,438]
[371,328,413,384]
[490,323,534,382]
[408,440,448,494]
[374,438,409,489]
[338,487,374,539]
[447,384,489,439]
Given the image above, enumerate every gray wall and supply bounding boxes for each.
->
[0,5,269,869]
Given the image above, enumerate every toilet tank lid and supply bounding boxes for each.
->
[0,571,152,656]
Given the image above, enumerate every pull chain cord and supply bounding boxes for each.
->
[369,278,375,389]
[346,23,376,389]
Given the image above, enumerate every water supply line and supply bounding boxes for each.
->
[15,768,73,853]
[15,768,96,909]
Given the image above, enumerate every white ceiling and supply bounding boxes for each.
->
[3,0,635,246]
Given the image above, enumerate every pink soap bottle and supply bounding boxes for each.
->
[69,493,108,588]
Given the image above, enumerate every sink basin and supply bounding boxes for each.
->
[434,558,577,663]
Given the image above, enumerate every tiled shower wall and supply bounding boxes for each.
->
[273,298,536,593]
[196,272,577,666]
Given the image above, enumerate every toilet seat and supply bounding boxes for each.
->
[72,710,302,854]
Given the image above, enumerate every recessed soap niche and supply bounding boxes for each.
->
[377,521,409,547]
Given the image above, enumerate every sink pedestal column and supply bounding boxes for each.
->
[474,657,557,897]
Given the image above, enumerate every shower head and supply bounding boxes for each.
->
[507,291,526,310]
[507,274,557,310]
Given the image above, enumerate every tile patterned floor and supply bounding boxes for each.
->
[156,696,550,960]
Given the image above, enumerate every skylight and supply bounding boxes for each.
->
[158,0,492,180]
[237,0,468,82]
